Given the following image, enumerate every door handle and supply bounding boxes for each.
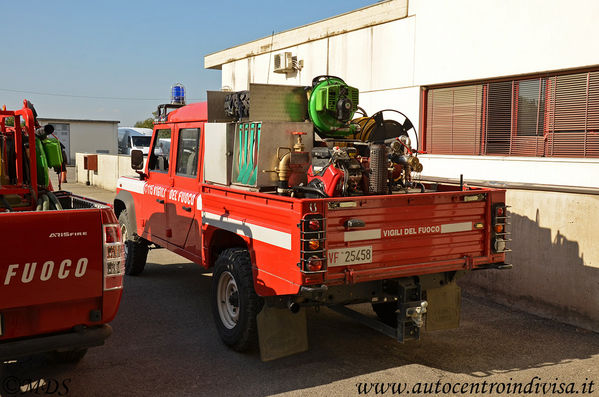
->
[182,206,192,212]
[156,198,165,204]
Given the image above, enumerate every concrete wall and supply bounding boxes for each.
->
[75,153,144,191]
[462,190,599,332]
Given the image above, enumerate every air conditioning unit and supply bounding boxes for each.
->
[273,52,302,74]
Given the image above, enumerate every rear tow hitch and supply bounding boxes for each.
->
[328,280,428,343]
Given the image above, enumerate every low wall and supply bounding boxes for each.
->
[461,189,599,332]
[75,153,145,191]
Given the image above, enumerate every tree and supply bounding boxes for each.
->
[134,117,154,129]
[4,117,14,127]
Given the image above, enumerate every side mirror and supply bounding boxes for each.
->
[131,149,144,170]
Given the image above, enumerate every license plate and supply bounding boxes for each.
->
[327,246,372,267]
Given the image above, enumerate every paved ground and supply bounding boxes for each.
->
[2,178,598,396]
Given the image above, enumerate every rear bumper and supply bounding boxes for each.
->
[0,324,112,361]
[324,255,506,285]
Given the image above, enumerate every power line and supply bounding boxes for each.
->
[0,88,205,101]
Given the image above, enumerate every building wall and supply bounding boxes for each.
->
[462,189,599,332]
[208,0,599,331]
[39,119,118,162]
[412,0,599,86]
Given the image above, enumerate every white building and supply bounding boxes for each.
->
[38,117,119,164]
[205,0,599,332]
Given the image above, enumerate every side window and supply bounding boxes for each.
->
[148,128,172,173]
[175,128,201,177]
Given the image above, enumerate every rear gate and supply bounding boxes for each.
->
[323,192,488,284]
[0,209,124,340]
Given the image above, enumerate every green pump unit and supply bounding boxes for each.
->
[307,76,359,138]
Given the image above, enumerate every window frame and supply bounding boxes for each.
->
[147,128,172,174]
[174,127,201,178]
[422,67,599,159]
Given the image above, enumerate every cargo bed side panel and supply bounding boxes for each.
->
[324,192,494,284]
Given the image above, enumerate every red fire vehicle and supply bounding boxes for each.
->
[115,78,510,360]
[0,101,125,363]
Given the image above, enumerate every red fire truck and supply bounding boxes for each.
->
[0,101,125,363]
[115,78,510,360]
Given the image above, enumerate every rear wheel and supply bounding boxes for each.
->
[118,209,148,276]
[211,248,262,351]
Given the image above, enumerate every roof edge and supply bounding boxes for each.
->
[204,0,407,70]
[38,118,120,123]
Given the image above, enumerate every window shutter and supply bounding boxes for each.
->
[587,71,599,157]
[424,68,599,159]
[546,73,588,157]
[426,88,453,154]
[485,81,512,155]
[426,85,482,155]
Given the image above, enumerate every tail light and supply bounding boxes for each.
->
[103,224,125,291]
[491,203,511,253]
[299,213,327,273]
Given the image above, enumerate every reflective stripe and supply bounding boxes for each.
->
[344,229,382,242]
[117,177,146,194]
[202,211,291,250]
[441,222,473,233]
[196,195,203,211]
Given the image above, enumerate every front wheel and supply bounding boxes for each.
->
[211,248,262,351]
[118,209,148,276]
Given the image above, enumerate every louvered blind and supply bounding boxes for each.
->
[424,69,599,158]
[485,81,512,155]
[426,85,482,155]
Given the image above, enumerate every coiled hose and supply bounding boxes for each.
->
[36,191,63,211]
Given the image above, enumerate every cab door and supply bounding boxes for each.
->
[142,126,173,243]
[166,124,202,253]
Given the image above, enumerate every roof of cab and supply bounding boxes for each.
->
[167,102,208,123]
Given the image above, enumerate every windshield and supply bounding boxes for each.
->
[132,136,151,147]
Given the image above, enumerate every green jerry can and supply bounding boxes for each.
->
[42,138,63,168]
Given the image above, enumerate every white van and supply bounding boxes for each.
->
[118,127,153,155]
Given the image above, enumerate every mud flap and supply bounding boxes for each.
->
[425,281,461,331]
[257,305,308,362]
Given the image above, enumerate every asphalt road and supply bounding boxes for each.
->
[2,178,598,396]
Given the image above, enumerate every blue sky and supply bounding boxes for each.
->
[0,0,375,126]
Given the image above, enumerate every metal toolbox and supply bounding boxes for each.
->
[231,121,313,188]
[204,122,236,185]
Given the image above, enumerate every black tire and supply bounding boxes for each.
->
[211,248,263,351]
[49,348,88,364]
[372,301,398,327]
[118,209,148,276]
